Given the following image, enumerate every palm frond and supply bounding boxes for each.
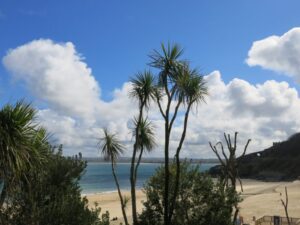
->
[0,101,49,180]
[149,42,183,68]
[171,64,208,106]
[98,128,125,164]
[132,117,156,152]
[129,70,157,109]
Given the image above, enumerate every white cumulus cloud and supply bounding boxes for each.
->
[3,39,101,121]
[246,27,300,82]
[185,71,300,157]
[3,40,300,158]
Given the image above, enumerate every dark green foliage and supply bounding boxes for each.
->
[0,101,49,208]
[0,145,108,225]
[139,162,239,225]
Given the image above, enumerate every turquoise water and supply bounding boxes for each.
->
[80,162,216,194]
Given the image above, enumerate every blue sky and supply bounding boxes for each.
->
[1,1,300,157]
[1,0,300,100]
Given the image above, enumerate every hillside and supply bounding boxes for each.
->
[211,133,300,181]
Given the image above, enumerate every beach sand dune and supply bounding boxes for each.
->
[85,180,300,225]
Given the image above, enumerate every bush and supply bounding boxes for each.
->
[0,145,109,225]
[138,162,239,225]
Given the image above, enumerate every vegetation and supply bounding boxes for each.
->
[209,132,251,191]
[148,43,208,225]
[0,102,106,225]
[99,43,210,225]
[0,101,49,208]
[129,71,156,225]
[1,145,106,225]
[98,128,128,225]
[209,132,251,224]
[226,132,300,181]
[138,162,239,225]
[281,186,291,225]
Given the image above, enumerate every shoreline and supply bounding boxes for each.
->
[82,178,300,196]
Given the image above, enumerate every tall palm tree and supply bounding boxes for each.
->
[149,44,208,224]
[149,43,185,225]
[0,101,48,208]
[129,71,156,224]
[168,65,208,221]
[98,128,129,225]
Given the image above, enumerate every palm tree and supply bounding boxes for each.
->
[129,70,156,225]
[98,128,129,225]
[149,44,208,224]
[0,101,48,208]
[168,65,208,221]
[149,43,185,225]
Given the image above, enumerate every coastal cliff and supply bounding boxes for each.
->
[210,133,300,181]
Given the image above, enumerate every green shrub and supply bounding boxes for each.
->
[139,162,239,225]
[0,145,109,225]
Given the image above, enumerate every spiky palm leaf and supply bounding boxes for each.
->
[129,70,157,109]
[98,128,124,164]
[149,43,185,87]
[132,117,156,152]
[172,64,208,106]
[149,42,184,70]
[0,101,48,180]
[186,72,208,105]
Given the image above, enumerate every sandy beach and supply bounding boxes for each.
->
[85,190,146,224]
[239,179,300,224]
[85,179,300,225]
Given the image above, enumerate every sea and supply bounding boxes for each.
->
[80,162,216,194]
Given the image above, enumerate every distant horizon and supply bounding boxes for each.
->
[82,157,220,163]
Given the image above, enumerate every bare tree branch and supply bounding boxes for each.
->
[241,139,251,157]
[281,186,291,225]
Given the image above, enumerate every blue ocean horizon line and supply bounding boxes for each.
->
[83,158,219,164]
[80,162,217,194]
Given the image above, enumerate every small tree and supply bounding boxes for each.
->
[209,132,251,224]
[99,129,128,225]
[139,162,239,225]
[281,186,291,225]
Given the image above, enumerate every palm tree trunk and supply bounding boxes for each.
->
[130,145,138,225]
[162,83,173,225]
[164,110,170,225]
[130,103,145,225]
[111,161,129,225]
[0,181,8,208]
[169,104,191,222]
[134,147,144,182]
